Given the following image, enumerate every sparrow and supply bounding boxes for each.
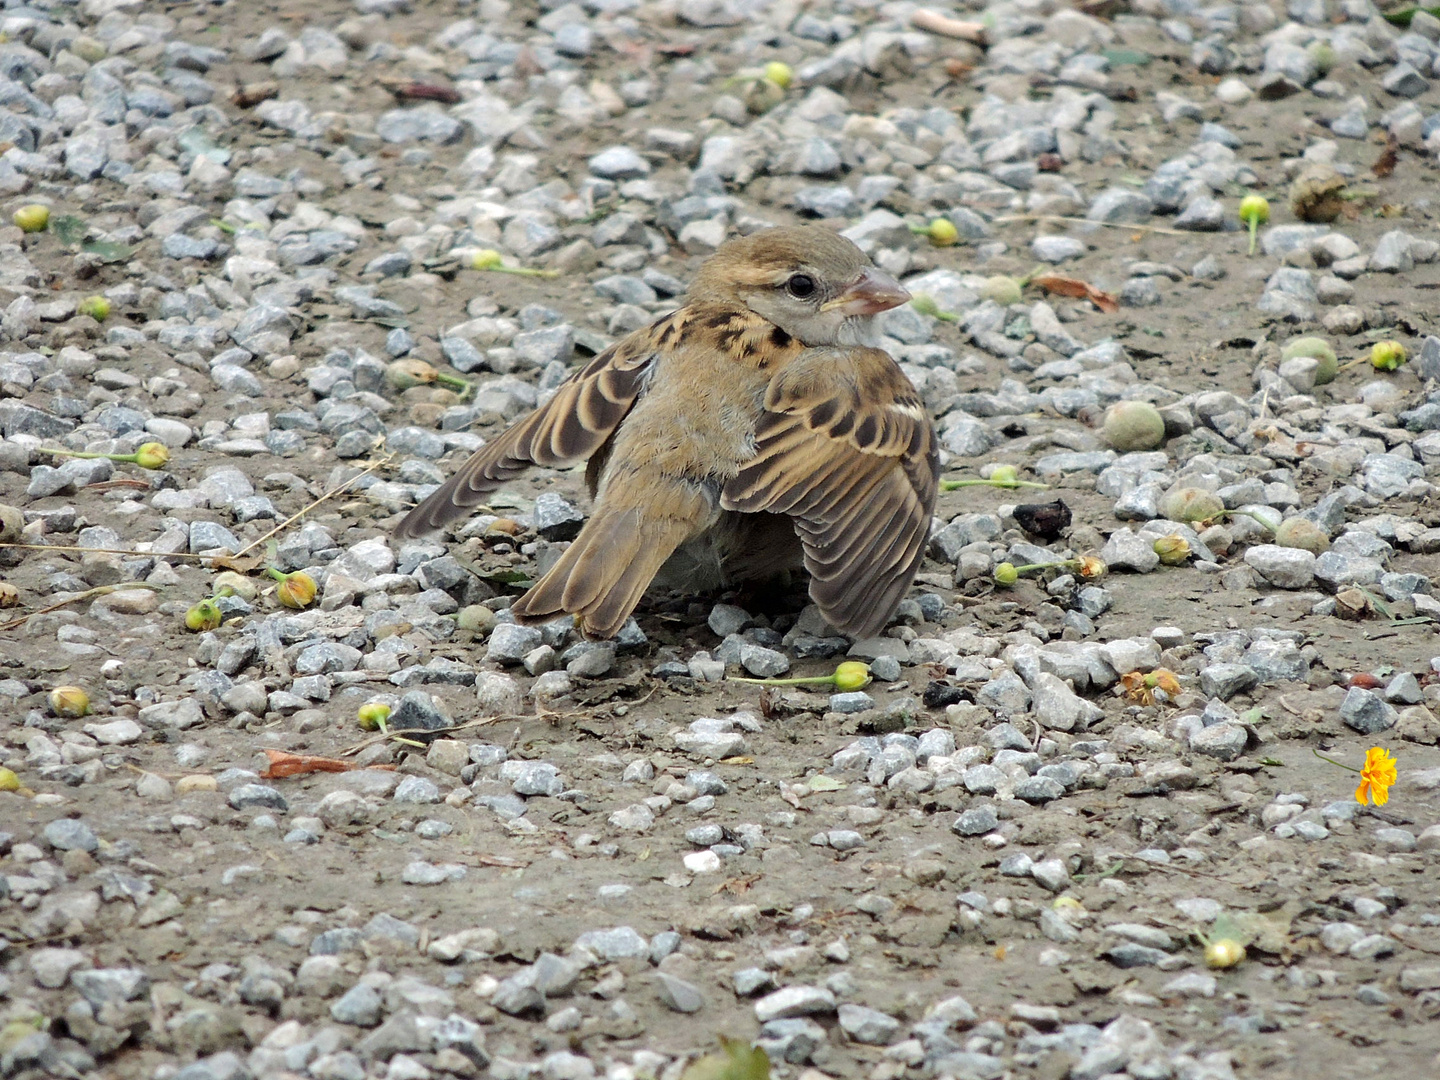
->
[396,225,938,640]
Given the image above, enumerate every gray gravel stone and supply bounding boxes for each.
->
[1088,189,1153,223]
[1189,722,1248,761]
[43,818,98,852]
[1174,197,1225,231]
[228,785,288,812]
[837,1003,902,1045]
[330,983,383,1026]
[1032,236,1085,262]
[1339,687,1398,734]
[754,985,836,1022]
[1198,663,1259,700]
[952,806,999,836]
[654,972,704,1013]
[575,926,649,961]
[487,623,544,664]
[71,967,150,1007]
[739,643,789,677]
[1014,776,1065,804]
[829,690,875,713]
[1383,62,1430,97]
[1244,545,1316,588]
[589,146,650,179]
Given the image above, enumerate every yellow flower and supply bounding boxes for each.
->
[1121,668,1182,706]
[357,702,391,731]
[1152,535,1190,566]
[49,685,90,717]
[728,660,872,692]
[184,600,222,632]
[832,661,872,692]
[926,218,959,246]
[132,442,170,469]
[1355,747,1397,807]
[1149,669,1181,696]
[763,61,793,89]
[276,571,317,609]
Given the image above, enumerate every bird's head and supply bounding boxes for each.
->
[687,225,911,346]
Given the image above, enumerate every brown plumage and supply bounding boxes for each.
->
[395,225,938,639]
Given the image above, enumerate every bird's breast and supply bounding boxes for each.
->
[600,319,793,485]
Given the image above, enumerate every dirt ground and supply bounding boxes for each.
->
[3,1,1440,1079]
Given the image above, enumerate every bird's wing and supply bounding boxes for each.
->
[395,314,671,537]
[720,347,938,638]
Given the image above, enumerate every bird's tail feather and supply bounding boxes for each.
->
[509,505,697,638]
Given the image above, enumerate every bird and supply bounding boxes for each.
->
[396,224,938,640]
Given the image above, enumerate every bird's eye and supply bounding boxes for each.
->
[785,273,816,298]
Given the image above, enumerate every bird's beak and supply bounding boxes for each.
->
[821,267,911,316]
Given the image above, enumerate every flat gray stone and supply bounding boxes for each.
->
[1190,721,1248,761]
[1244,545,1316,588]
[837,1003,901,1045]
[653,972,704,1013]
[754,985,836,1022]
[575,926,649,961]
[952,805,999,836]
[1198,663,1258,700]
[588,146,650,179]
[1339,687,1398,734]
[486,623,543,664]
[1088,188,1153,223]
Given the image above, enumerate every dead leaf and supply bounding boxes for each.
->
[758,686,778,719]
[1032,273,1120,314]
[260,749,394,778]
[232,82,279,108]
[390,81,461,105]
[712,873,762,896]
[1372,134,1399,178]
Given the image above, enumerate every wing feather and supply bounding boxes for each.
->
[395,317,667,537]
[721,346,937,638]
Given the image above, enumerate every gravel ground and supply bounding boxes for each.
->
[3,1,1440,1079]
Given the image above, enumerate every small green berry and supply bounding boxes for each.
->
[1370,340,1407,372]
[78,296,111,321]
[12,204,49,233]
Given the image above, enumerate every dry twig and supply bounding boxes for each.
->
[911,8,988,43]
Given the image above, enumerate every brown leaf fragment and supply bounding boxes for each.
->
[232,82,279,108]
[391,82,461,105]
[1031,273,1120,314]
[260,749,395,778]
[1372,133,1399,178]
